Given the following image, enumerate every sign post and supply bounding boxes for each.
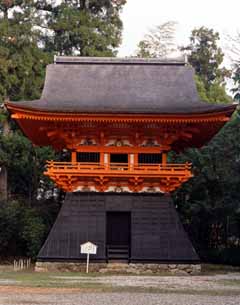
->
[80,241,97,274]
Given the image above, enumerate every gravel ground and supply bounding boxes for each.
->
[0,273,240,305]
[51,273,240,291]
[0,292,239,305]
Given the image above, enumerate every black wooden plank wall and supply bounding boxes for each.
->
[38,193,199,262]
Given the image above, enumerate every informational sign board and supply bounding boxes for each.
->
[81,241,97,255]
[80,241,97,273]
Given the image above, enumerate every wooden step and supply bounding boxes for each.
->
[107,246,129,260]
[108,249,129,253]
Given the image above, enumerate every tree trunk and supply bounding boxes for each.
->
[0,165,8,201]
[3,7,8,20]
[3,119,10,136]
[80,0,86,9]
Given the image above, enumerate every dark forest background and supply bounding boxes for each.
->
[0,0,240,264]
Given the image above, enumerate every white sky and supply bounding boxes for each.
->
[118,0,240,59]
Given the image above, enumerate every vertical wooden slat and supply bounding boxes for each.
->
[162,152,167,165]
[37,193,199,263]
[71,151,77,162]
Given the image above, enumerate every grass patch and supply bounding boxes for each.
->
[218,279,240,286]
[111,287,240,296]
[0,271,104,288]
[0,268,240,296]
[201,264,240,275]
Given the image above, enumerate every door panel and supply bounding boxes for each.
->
[107,212,131,246]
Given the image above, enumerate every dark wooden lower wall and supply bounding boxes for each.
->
[38,192,199,262]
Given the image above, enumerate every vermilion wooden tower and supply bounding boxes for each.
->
[6,57,236,270]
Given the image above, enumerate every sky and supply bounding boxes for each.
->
[118,0,240,59]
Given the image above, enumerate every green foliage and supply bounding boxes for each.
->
[0,132,55,200]
[202,248,240,266]
[40,0,126,56]
[195,75,232,103]
[136,40,152,58]
[0,0,126,201]
[135,21,178,58]
[0,1,52,103]
[173,117,240,260]
[207,82,232,103]
[0,200,22,254]
[185,27,230,89]
[21,209,45,258]
[0,199,61,258]
[0,3,238,265]
[0,0,127,260]
[0,0,127,103]
[194,75,209,101]
[0,55,12,103]
[0,112,6,123]
[135,24,231,104]
[232,65,240,102]
[137,23,237,263]
[185,27,232,103]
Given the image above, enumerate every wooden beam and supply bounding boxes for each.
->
[75,146,163,153]
[162,153,167,165]
[71,151,77,162]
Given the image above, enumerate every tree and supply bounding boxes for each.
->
[136,21,178,58]
[195,75,232,103]
[172,28,237,263]
[136,24,238,262]
[0,200,22,255]
[183,27,233,103]
[0,0,52,103]
[0,55,12,103]
[38,0,126,56]
[232,65,240,102]
[227,31,240,102]
[0,11,55,202]
[0,199,61,258]
[172,116,240,264]
[0,131,57,203]
[0,0,128,260]
[207,82,232,103]
[185,27,230,89]
[0,1,127,102]
[21,209,46,258]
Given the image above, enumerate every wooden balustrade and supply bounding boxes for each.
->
[44,161,192,192]
[46,161,191,175]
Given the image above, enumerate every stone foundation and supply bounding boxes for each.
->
[35,261,107,273]
[35,261,201,275]
[126,263,201,275]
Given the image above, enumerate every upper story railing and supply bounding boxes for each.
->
[44,161,192,192]
[45,161,191,177]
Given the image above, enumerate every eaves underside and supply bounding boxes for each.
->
[6,104,236,124]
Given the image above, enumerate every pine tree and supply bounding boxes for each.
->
[232,65,240,102]
[0,0,51,103]
[185,27,230,89]
[184,27,232,103]
[37,0,126,56]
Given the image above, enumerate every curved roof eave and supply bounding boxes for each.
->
[5,100,237,117]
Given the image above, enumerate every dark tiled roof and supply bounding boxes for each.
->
[8,56,236,114]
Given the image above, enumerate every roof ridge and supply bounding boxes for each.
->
[54,56,187,66]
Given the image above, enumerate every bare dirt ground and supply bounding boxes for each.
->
[0,289,239,305]
[0,271,240,305]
